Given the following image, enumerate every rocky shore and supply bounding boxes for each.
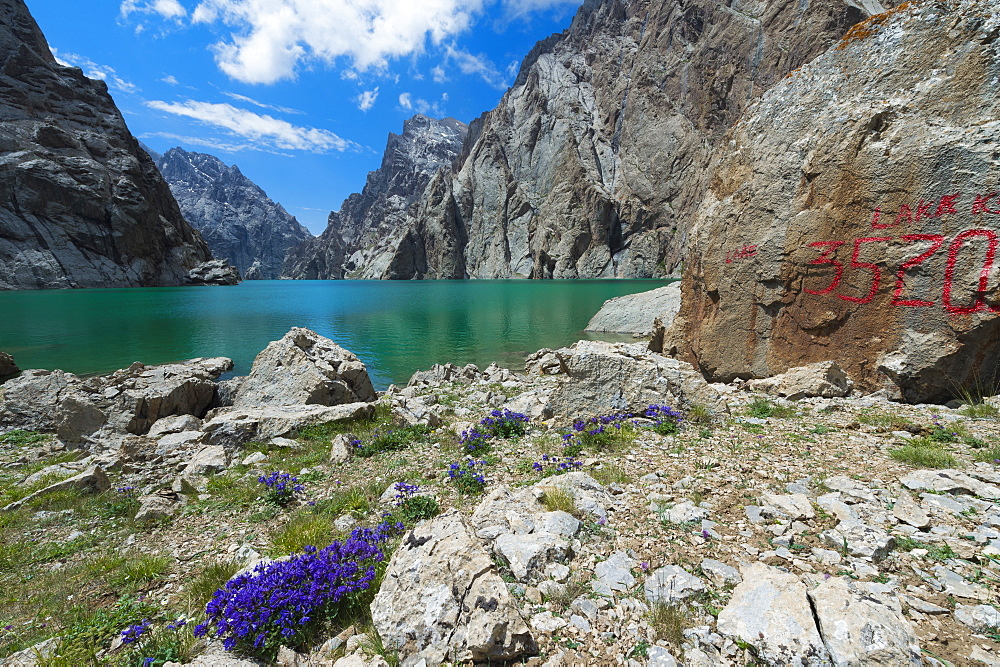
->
[0,328,999,666]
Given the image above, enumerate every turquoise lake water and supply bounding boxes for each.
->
[0,280,668,389]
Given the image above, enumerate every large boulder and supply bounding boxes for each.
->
[716,562,830,665]
[371,510,536,664]
[539,340,728,418]
[585,282,681,336]
[232,328,375,408]
[201,403,374,451]
[667,0,1000,403]
[746,361,853,400]
[0,352,17,379]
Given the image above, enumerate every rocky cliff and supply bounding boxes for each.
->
[364,0,883,280]
[282,115,467,279]
[0,0,232,289]
[156,148,312,280]
[664,0,1000,403]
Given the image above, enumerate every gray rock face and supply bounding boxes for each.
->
[200,402,373,451]
[668,0,1000,402]
[540,340,728,418]
[807,576,921,666]
[717,562,830,665]
[644,565,705,605]
[369,0,874,280]
[3,464,109,511]
[585,282,681,336]
[156,147,311,280]
[283,115,467,280]
[370,510,536,664]
[0,0,225,289]
[232,328,376,408]
[746,362,854,400]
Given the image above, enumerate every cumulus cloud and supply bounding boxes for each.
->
[120,0,187,19]
[51,49,138,94]
[145,99,357,152]
[161,74,180,85]
[356,88,379,112]
[442,44,508,89]
[431,65,447,83]
[188,0,486,84]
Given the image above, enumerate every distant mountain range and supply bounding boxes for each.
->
[154,147,312,280]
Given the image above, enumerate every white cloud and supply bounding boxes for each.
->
[188,0,486,84]
[223,92,303,114]
[502,0,579,21]
[431,65,447,83]
[443,44,507,89]
[397,92,444,116]
[356,88,379,112]
[121,0,187,19]
[141,131,273,154]
[161,74,180,85]
[51,49,138,94]
[145,99,357,152]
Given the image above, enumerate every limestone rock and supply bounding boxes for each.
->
[585,283,681,336]
[407,362,482,388]
[148,414,203,438]
[532,472,612,520]
[0,637,57,666]
[699,559,741,587]
[762,493,816,520]
[821,520,895,562]
[232,328,376,408]
[900,470,1000,501]
[370,510,536,664]
[185,260,240,286]
[0,0,223,290]
[182,445,228,476]
[494,532,569,582]
[470,485,537,539]
[4,464,109,511]
[644,565,705,605]
[0,352,17,379]
[201,402,374,451]
[329,433,353,464]
[156,147,312,280]
[954,604,1000,633]
[541,340,728,418]
[669,0,1000,402]
[716,562,830,665]
[134,491,180,523]
[893,492,930,529]
[807,576,921,665]
[746,362,853,400]
[594,551,635,593]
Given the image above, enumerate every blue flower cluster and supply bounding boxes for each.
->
[195,521,402,659]
[120,619,151,645]
[459,427,492,454]
[479,409,530,438]
[447,459,488,495]
[392,481,420,505]
[258,471,304,506]
[531,453,583,477]
[645,404,684,435]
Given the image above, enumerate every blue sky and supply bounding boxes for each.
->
[29,0,580,234]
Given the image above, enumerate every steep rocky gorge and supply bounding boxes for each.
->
[156,147,312,280]
[283,115,467,280]
[0,0,234,289]
[664,0,1000,402]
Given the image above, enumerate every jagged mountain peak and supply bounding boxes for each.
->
[156,147,311,280]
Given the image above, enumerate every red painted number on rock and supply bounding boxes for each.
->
[837,237,892,304]
[943,229,999,314]
[803,241,846,295]
[890,234,945,307]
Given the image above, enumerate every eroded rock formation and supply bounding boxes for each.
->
[665,0,1000,402]
[0,0,231,289]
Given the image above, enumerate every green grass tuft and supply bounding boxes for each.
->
[747,397,796,419]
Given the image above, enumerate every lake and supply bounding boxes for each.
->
[0,280,668,389]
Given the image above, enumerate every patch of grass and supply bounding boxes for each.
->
[186,559,243,607]
[313,481,382,518]
[0,535,94,573]
[85,552,171,592]
[648,602,688,649]
[973,445,1000,464]
[686,403,715,424]
[590,463,631,486]
[268,511,335,557]
[747,397,796,419]
[354,424,431,458]
[890,437,958,469]
[809,425,835,435]
[0,430,51,447]
[202,473,261,509]
[391,495,439,526]
[539,485,576,515]
[858,410,914,431]
[45,596,161,666]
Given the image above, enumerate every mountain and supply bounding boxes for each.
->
[0,0,234,289]
[156,147,312,280]
[282,114,467,279]
[329,0,879,280]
